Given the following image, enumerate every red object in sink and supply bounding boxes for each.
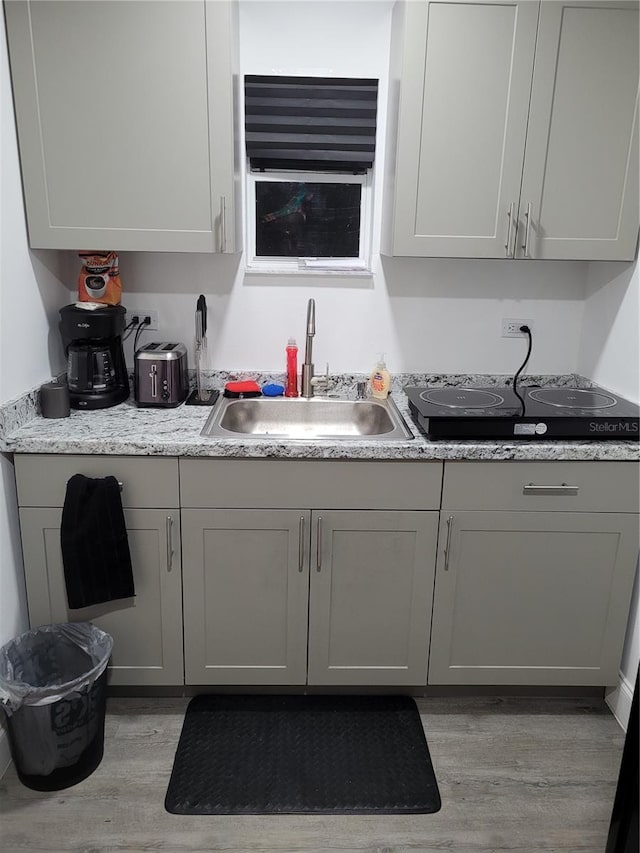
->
[223,381,262,399]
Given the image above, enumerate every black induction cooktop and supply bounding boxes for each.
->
[404,385,640,441]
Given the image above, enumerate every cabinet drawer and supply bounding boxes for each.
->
[180,459,442,510]
[15,454,180,508]
[442,461,640,513]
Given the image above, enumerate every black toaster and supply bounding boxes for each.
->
[134,342,189,407]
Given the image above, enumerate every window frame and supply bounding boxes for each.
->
[245,169,374,274]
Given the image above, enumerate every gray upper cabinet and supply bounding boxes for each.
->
[519,1,639,260]
[383,0,539,259]
[4,0,240,253]
[382,0,639,260]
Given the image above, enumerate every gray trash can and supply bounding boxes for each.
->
[0,622,113,790]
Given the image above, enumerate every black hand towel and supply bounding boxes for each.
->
[61,474,135,609]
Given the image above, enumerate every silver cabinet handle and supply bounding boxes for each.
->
[505,201,516,257]
[443,515,454,571]
[316,516,323,572]
[166,515,174,571]
[298,516,305,572]
[523,483,579,496]
[522,201,532,258]
[220,195,227,253]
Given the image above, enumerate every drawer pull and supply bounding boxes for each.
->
[521,201,533,258]
[220,195,227,253]
[166,515,174,571]
[299,516,305,572]
[443,515,454,571]
[505,201,516,257]
[316,516,323,572]
[523,483,579,496]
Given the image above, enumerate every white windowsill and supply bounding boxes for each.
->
[244,265,374,279]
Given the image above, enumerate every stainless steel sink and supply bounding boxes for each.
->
[201,396,414,440]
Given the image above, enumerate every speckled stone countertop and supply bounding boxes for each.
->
[1,372,638,461]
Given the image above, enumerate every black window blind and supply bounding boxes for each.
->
[244,75,378,173]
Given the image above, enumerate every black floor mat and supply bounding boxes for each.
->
[165,694,441,815]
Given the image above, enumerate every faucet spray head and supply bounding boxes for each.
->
[304,298,316,366]
[306,298,316,336]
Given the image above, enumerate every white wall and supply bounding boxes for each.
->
[112,1,588,378]
[578,261,640,404]
[116,253,587,376]
[1,9,69,772]
[579,260,640,727]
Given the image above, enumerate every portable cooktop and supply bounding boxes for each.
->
[404,385,640,441]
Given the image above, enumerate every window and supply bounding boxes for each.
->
[244,75,378,273]
[247,172,371,271]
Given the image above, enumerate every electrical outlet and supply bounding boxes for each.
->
[502,318,534,338]
[125,308,158,332]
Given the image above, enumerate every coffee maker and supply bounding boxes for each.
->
[60,304,129,409]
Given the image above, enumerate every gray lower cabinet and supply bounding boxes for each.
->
[181,509,311,686]
[15,455,638,689]
[18,507,184,686]
[14,454,184,686]
[181,507,438,686]
[429,461,640,686]
[307,510,438,686]
[178,458,443,686]
[429,511,639,686]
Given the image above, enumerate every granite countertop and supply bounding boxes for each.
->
[1,373,638,462]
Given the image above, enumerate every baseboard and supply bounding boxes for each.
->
[0,727,12,779]
[106,684,606,699]
[605,672,635,732]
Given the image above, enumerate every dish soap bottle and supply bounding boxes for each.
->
[370,354,391,400]
[285,338,299,397]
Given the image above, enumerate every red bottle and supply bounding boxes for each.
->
[285,338,298,397]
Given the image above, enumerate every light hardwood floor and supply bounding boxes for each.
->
[0,695,624,853]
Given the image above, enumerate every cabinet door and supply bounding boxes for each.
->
[19,508,184,686]
[385,0,539,257]
[307,510,438,685]
[181,509,310,685]
[429,511,639,686]
[519,1,639,260]
[4,1,238,253]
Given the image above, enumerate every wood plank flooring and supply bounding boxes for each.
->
[0,695,624,853]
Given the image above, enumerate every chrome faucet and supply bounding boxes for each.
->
[301,298,330,397]
[301,298,316,397]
